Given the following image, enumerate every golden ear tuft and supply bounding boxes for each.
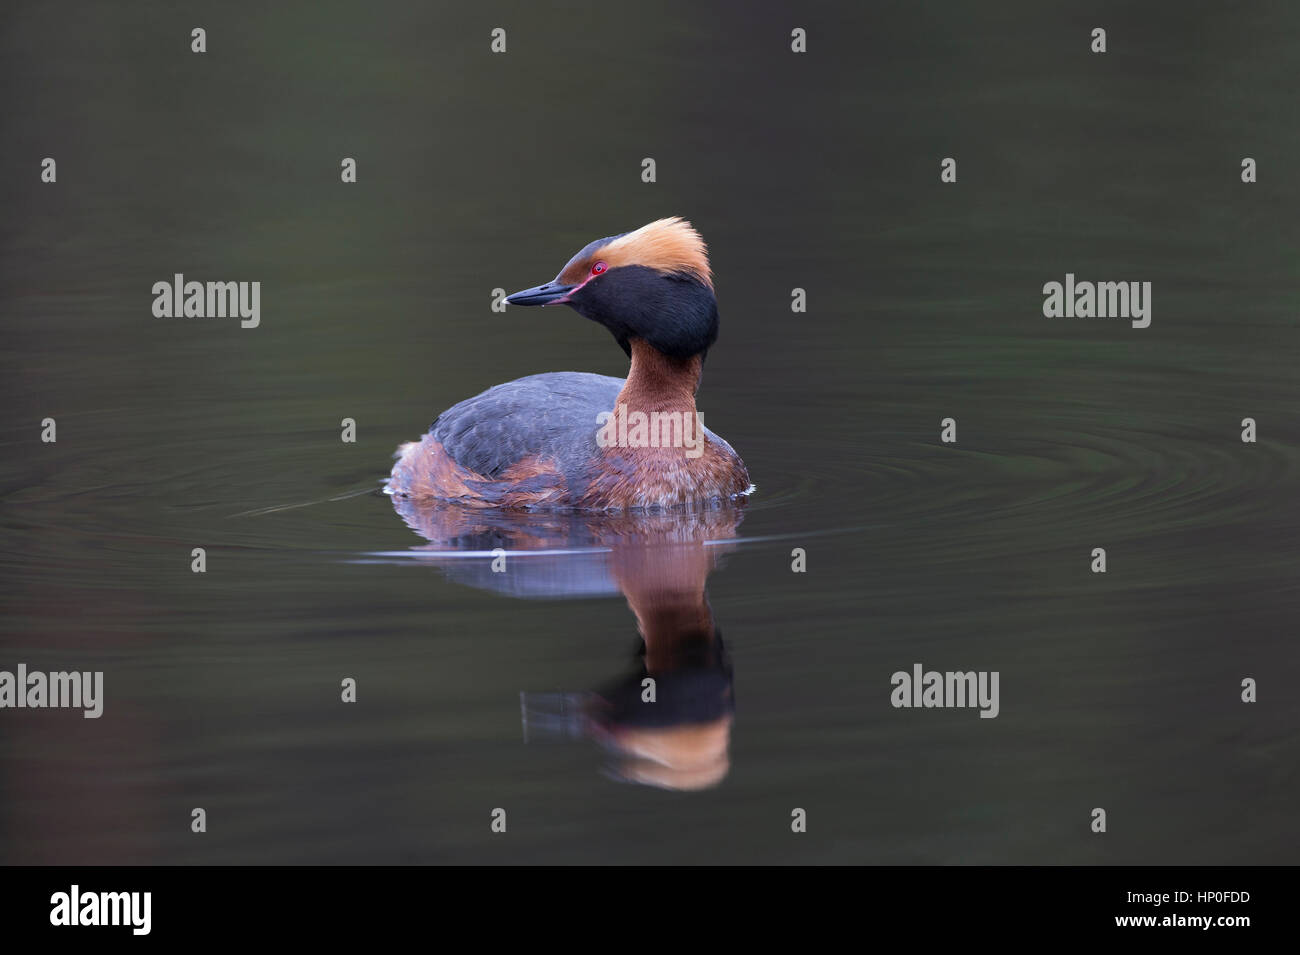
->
[602,217,713,289]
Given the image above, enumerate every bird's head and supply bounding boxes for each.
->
[505,216,718,359]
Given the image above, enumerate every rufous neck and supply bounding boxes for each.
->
[614,339,702,414]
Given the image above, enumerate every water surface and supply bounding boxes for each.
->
[1,1,1297,864]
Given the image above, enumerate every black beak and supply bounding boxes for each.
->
[505,281,574,307]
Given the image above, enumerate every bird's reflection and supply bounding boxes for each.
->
[391,498,740,790]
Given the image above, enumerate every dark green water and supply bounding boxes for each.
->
[1,1,1297,863]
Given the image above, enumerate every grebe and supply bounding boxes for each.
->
[389,217,751,510]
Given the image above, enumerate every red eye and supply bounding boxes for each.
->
[591,261,607,275]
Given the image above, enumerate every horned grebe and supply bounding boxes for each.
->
[388,217,751,510]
